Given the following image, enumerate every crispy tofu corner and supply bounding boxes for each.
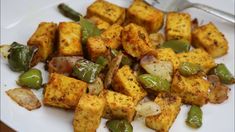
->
[87,0,126,25]
[171,71,210,106]
[73,94,105,132]
[145,92,182,132]
[43,73,87,109]
[126,0,164,33]
[192,22,228,58]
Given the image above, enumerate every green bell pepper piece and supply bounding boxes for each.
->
[72,59,102,83]
[161,39,190,53]
[111,49,133,66]
[179,62,201,76]
[17,68,42,89]
[58,3,82,21]
[209,63,235,84]
[138,74,170,92]
[96,56,108,70]
[106,119,133,132]
[186,105,203,128]
[80,17,101,44]
[8,42,37,72]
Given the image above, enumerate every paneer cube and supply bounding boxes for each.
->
[113,65,147,104]
[126,0,164,33]
[165,12,191,42]
[73,94,105,132]
[58,22,83,56]
[87,0,126,24]
[43,73,87,109]
[171,71,210,106]
[88,16,110,30]
[28,22,57,66]
[192,22,228,58]
[145,93,182,132]
[122,23,153,58]
[101,24,123,49]
[101,90,135,122]
[87,36,108,61]
[177,48,216,73]
[156,48,180,71]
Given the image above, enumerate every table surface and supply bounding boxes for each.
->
[1,121,14,132]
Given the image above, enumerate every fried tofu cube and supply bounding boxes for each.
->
[122,23,153,58]
[88,16,110,30]
[127,0,164,33]
[165,12,191,42]
[156,48,180,71]
[87,36,108,61]
[101,24,123,49]
[145,93,182,132]
[43,73,87,109]
[101,90,136,122]
[28,22,57,65]
[87,0,126,24]
[113,65,147,104]
[192,22,228,58]
[177,48,216,73]
[171,71,210,106]
[58,22,83,56]
[73,94,105,132]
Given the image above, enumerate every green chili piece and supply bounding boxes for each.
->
[106,119,133,132]
[179,62,201,76]
[209,63,235,84]
[80,17,101,44]
[72,59,102,83]
[186,105,203,128]
[110,49,133,66]
[111,49,119,57]
[8,42,36,72]
[138,74,170,92]
[161,39,190,53]
[96,56,108,70]
[58,3,82,21]
[17,68,42,89]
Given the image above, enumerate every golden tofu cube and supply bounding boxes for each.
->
[127,0,164,33]
[171,71,210,106]
[165,12,191,42]
[88,16,110,30]
[87,0,126,24]
[28,22,57,65]
[113,65,147,104]
[145,93,182,132]
[87,36,108,61]
[156,48,180,71]
[122,23,153,58]
[43,73,87,109]
[73,94,105,132]
[101,90,135,122]
[101,24,123,49]
[177,48,216,73]
[192,22,228,58]
[58,22,83,56]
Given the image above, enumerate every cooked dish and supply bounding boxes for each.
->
[1,0,234,132]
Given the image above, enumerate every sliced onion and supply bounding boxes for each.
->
[0,45,11,59]
[135,101,161,118]
[207,75,230,104]
[104,52,123,89]
[47,56,82,75]
[88,77,104,95]
[140,55,173,82]
[6,88,41,111]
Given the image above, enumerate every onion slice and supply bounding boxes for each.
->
[6,88,41,111]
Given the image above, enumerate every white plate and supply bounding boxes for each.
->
[1,0,234,132]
